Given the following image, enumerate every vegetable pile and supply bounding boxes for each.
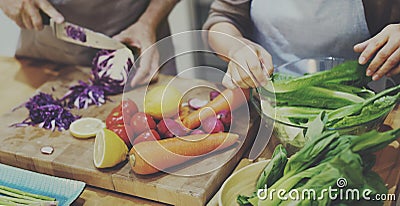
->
[12,92,79,131]
[105,88,241,150]
[101,86,249,173]
[0,185,58,206]
[237,115,400,206]
[13,48,134,131]
[259,61,400,129]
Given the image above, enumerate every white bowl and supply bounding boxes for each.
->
[219,160,270,206]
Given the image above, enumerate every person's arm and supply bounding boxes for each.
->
[354,23,400,80]
[204,0,273,89]
[113,0,178,87]
[0,0,63,30]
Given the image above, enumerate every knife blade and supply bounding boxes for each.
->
[50,19,126,50]
[41,13,125,50]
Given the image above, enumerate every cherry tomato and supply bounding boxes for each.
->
[130,112,157,135]
[133,129,160,145]
[109,124,133,148]
[121,99,139,117]
[106,110,124,128]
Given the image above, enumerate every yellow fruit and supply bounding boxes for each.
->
[70,117,106,139]
[144,85,182,119]
[93,129,128,168]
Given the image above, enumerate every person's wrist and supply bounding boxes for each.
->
[136,17,158,31]
[227,37,252,59]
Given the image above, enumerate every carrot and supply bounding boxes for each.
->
[181,88,250,129]
[129,132,239,175]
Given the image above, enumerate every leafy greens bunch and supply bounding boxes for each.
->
[237,115,400,206]
[259,61,400,129]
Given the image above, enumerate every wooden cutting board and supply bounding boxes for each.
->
[0,66,260,206]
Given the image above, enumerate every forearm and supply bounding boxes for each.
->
[208,22,246,61]
[137,0,178,30]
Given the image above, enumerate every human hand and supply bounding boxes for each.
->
[354,24,400,80]
[0,0,64,30]
[223,38,273,89]
[113,21,159,87]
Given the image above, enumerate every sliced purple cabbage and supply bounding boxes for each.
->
[64,48,134,109]
[61,81,107,109]
[65,25,87,42]
[12,92,79,131]
[92,49,134,94]
[13,48,134,130]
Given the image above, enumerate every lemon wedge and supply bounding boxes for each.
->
[70,117,106,139]
[93,129,128,168]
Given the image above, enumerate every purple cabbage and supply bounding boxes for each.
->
[91,49,134,95]
[12,92,79,131]
[63,49,134,109]
[61,81,107,109]
[65,25,87,42]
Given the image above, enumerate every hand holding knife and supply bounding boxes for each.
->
[41,12,126,50]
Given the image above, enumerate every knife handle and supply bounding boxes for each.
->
[40,11,50,25]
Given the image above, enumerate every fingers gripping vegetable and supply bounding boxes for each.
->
[129,132,239,175]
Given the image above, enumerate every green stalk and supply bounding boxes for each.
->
[0,186,55,201]
[0,199,17,206]
[0,195,38,204]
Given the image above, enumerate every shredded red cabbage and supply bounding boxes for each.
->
[91,49,134,94]
[61,80,107,109]
[63,49,134,109]
[12,92,79,131]
[65,25,87,42]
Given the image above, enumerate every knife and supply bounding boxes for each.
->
[42,13,126,50]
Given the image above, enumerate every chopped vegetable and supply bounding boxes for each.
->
[202,117,225,133]
[61,81,107,109]
[210,91,220,101]
[182,88,249,129]
[65,25,86,42]
[12,92,79,131]
[91,49,134,95]
[64,48,135,109]
[188,98,208,110]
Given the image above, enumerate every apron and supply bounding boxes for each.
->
[250,0,388,91]
[15,0,176,75]
[250,0,371,66]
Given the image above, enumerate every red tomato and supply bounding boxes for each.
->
[130,112,157,135]
[121,99,139,117]
[133,129,160,145]
[106,110,124,128]
[109,124,133,147]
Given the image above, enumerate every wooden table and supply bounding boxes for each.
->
[0,56,399,205]
[0,57,170,205]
